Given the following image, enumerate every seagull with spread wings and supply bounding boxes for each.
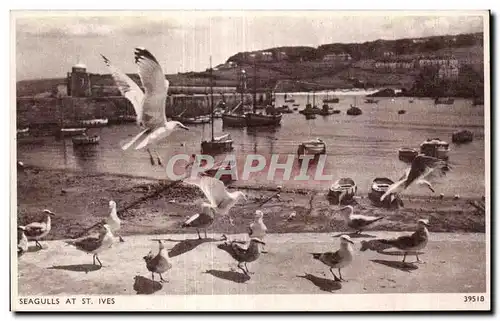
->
[184,176,246,228]
[101,48,189,166]
[380,154,450,203]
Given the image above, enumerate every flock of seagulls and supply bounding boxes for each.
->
[17,47,449,289]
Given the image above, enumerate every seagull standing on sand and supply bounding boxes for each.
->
[181,206,215,239]
[374,219,430,263]
[310,235,354,282]
[249,210,268,252]
[184,176,247,230]
[338,205,383,234]
[65,224,124,267]
[381,154,449,203]
[101,48,189,166]
[17,226,28,256]
[218,238,266,276]
[143,240,172,283]
[19,209,56,249]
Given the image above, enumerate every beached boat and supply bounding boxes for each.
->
[452,130,474,144]
[297,138,326,156]
[472,97,484,106]
[72,134,100,146]
[364,98,379,104]
[434,97,454,105]
[346,105,362,116]
[398,147,418,163]
[420,138,450,160]
[79,118,108,127]
[328,178,357,205]
[17,127,30,138]
[368,177,401,207]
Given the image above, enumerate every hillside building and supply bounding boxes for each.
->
[67,62,91,97]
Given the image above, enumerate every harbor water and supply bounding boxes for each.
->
[16,95,486,197]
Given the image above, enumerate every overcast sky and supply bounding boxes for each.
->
[15,12,484,80]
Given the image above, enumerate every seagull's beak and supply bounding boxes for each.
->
[181,125,189,131]
[348,239,355,244]
[119,236,125,243]
[423,222,430,227]
[257,240,266,245]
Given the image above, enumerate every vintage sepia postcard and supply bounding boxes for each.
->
[11,10,490,312]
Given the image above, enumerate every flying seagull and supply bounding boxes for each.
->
[19,209,56,249]
[381,154,450,202]
[184,176,246,231]
[144,240,172,283]
[181,206,215,239]
[101,48,189,166]
[338,205,383,234]
[375,219,430,263]
[65,224,124,267]
[311,234,354,282]
[218,238,266,276]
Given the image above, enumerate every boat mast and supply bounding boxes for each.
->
[253,58,257,114]
[209,56,214,142]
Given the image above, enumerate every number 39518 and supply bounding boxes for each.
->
[464,295,485,303]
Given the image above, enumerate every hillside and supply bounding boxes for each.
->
[16,32,484,98]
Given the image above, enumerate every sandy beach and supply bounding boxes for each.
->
[16,165,485,240]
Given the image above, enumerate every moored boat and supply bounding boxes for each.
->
[305,113,316,120]
[17,127,30,138]
[319,104,334,116]
[398,147,418,163]
[72,134,100,146]
[222,112,247,127]
[452,130,474,144]
[297,138,326,156]
[284,93,295,103]
[398,109,406,114]
[58,128,87,137]
[276,105,293,114]
[323,92,340,104]
[434,97,454,105]
[327,177,357,205]
[346,105,362,116]
[364,98,379,104]
[246,112,282,127]
[201,133,234,154]
[420,138,450,160]
[79,118,108,127]
[172,115,211,124]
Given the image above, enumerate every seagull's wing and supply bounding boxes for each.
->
[23,222,47,236]
[185,176,228,208]
[134,48,168,126]
[380,178,406,201]
[70,235,102,252]
[405,155,447,188]
[101,54,144,125]
[320,251,343,266]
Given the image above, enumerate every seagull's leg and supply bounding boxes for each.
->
[238,263,248,276]
[95,255,103,267]
[415,254,426,264]
[197,229,201,240]
[423,180,435,193]
[204,229,208,239]
[402,253,407,263]
[151,272,154,281]
[147,148,155,166]
[35,240,42,249]
[339,268,348,282]
[93,254,96,266]
[159,273,168,283]
[154,150,164,167]
[244,262,254,275]
[329,268,341,282]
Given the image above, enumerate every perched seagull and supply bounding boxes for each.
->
[184,176,247,228]
[104,200,121,234]
[376,219,430,263]
[181,206,215,239]
[381,154,449,203]
[218,238,266,276]
[17,226,28,256]
[19,209,56,249]
[338,205,383,234]
[101,48,189,166]
[65,224,124,267]
[143,240,172,282]
[249,210,268,252]
[310,235,354,282]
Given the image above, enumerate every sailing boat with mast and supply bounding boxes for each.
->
[201,57,233,154]
[245,56,282,127]
[323,91,340,103]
